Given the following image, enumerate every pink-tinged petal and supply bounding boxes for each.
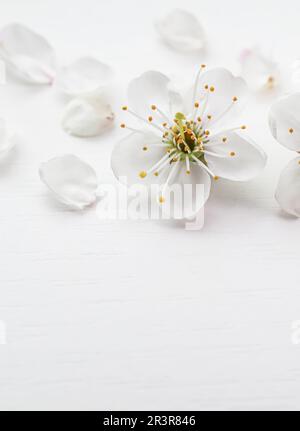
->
[0,23,56,84]
[39,155,98,210]
[62,95,114,137]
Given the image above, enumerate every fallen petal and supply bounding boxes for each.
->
[55,57,113,97]
[0,23,56,84]
[39,154,98,210]
[0,118,17,157]
[275,157,300,217]
[61,96,114,137]
[155,9,205,52]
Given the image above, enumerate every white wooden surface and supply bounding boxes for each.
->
[0,0,300,411]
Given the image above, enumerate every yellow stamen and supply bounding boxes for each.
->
[289,128,294,134]
[230,152,236,157]
[122,106,128,111]
[139,171,147,179]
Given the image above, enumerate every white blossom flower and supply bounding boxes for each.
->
[155,9,205,52]
[0,23,56,84]
[269,94,300,217]
[240,47,280,92]
[39,154,98,210]
[111,68,267,218]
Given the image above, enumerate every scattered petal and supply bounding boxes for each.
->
[0,23,56,84]
[128,70,183,120]
[269,94,300,152]
[55,57,113,97]
[155,9,205,52]
[275,157,300,217]
[205,132,267,181]
[240,47,280,92]
[39,154,98,210]
[0,118,17,157]
[62,95,114,137]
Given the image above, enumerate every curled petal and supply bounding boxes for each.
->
[155,9,205,52]
[185,68,248,126]
[275,157,300,217]
[128,70,183,120]
[111,131,167,186]
[0,23,56,84]
[55,57,113,97]
[39,155,98,210]
[204,132,267,181]
[240,48,280,92]
[62,96,114,137]
[269,94,300,151]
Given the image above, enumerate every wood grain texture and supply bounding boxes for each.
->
[0,0,299,411]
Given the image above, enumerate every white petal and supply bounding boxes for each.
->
[55,57,112,97]
[0,118,17,156]
[269,93,300,151]
[165,164,211,219]
[62,95,114,137]
[204,132,267,181]
[39,155,98,210]
[185,68,248,126]
[0,23,56,84]
[111,131,168,186]
[275,157,300,217]
[128,70,183,120]
[240,48,280,92]
[155,9,205,52]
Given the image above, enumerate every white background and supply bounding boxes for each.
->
[0,0,300,411]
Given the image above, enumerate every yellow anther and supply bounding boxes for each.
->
[204,84,209,90]
[120,123,126,128]
[201,64,206,69]
[210,86,215,92]
[159,196,165,204]
[233,96,238,102]
[154,172,159,176]
[289,128,294,134]
[139,171,147,179]
[197,117,202,122]
[194,102,199,108]
[148,116,153,122]
[230,151,236,157]
[205,130,210,136]
[143,146,148,151]
[151,105,157,111]
[122,106,128,111]
[162,122,167,127]
[207,115,212,120]
[222,137,227,143]
[214,176,219,181]
[241,125,247,130]
[186,170,191,175]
